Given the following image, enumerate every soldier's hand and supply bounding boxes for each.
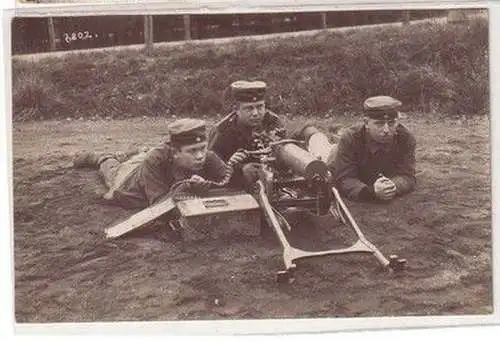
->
[228,151,248,166]
[242,163,263,184]
[169,181,191,196]
[189,175,211,193]
[189,174,206,182]
[373,176,397,201]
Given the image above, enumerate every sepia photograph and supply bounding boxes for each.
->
[6,1,495,334]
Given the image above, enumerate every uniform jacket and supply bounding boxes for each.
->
[206,110,284,189]
[331,123,416,201]
[207,110,284,162]
[111,145,227,209]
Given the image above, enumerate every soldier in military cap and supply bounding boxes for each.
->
[330,96,417,202]
[207,80,285,187]
[73,118,227,209]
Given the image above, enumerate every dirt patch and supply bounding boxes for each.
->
[12,116,492,322]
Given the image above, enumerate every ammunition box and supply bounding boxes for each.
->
[176,193,262,242]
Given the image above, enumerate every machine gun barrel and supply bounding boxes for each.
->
[299,126,337,166]
[274,142,329,183]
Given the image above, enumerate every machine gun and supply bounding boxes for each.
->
[104,127,406,283]
[236,127,407,283]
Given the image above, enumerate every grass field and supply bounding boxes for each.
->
[12,114,491,321]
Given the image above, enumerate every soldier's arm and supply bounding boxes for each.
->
[206,125,219,152]
[390,133,417,196]
[332,133,375,201]
[205,151,229,183]
[267,110,285,130]
[207,126,232,162]
[139,152,177,205]
[274,114,285,130]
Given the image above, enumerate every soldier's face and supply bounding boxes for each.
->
[364,117,398,144]
[237,100,266,129]
[173,141,208,171]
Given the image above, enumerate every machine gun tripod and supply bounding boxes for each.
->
[241,129,407,283]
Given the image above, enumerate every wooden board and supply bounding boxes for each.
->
[104,198,176,239]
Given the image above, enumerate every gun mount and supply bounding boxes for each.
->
[244,128,406,283]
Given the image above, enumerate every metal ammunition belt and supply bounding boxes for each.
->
[168,150,249,198]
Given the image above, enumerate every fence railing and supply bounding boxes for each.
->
[11,9,468,55]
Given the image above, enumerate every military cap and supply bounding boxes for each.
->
[168,118,207,146]
[363,96,402,120]
[231,80,266,102]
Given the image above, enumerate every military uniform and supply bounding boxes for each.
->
[208,80,284,162]
[206,80,285,189]
[97,119,227,209]
[100,147,226,209]
[207,110,284,162]
[331,96,417,201]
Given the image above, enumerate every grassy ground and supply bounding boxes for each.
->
[12,114,491,321]
[12,17,488,122]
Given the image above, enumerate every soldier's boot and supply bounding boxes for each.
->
[73,152,116,169]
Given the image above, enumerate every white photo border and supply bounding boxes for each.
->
[2,0,498,337]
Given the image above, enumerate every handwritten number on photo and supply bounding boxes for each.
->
[63,31,95,44]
